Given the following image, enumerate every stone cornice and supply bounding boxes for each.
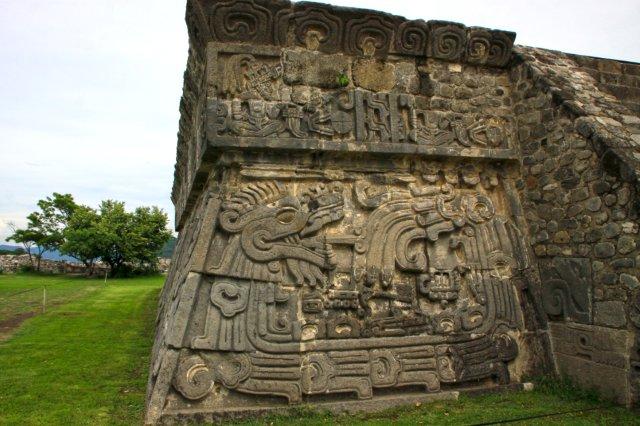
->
[187,0,516,67]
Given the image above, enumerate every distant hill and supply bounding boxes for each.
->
[0,244,80,262]
[0,245,26,255]
[0,244,30,256]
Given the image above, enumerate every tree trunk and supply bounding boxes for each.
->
[26,246,34,268]
[107,260,117,277]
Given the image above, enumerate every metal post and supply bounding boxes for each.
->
[42,286,46,314]
[104,269,108,285]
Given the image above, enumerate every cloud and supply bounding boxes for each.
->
[0,0,186,241]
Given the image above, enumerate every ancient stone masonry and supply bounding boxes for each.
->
[148,0,640,423]
[511,47,640,404]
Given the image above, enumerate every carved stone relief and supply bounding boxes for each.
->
[210,52,514,152]
[201,0,515,65]
[549,322,633,404]
[166,160,528,406]
[541,258,592,324]
[148,1,563,423]
[147,1,640,423]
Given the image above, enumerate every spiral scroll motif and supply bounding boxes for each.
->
[202,1,515,66]
[370,349,401,386]
[301,353,332,393]
[466,28,492,64]
[487,31,516,67]
[463,194,496,224]
[288,7,344,52]
[210,0,273,44]
[395,20,429,56]
[345,15,395,57]
[215,353,252,388]
[428,22,466,61]
[173,354,215,400]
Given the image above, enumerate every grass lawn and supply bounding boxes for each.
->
[0,273,638,425]
[0,274,163,425]
[0,273,106,329]
[239,385,639,425]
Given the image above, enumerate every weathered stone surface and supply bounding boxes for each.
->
[352,58,396,92]
[283,50,351,89]
[553,352,630,404]
[549,321,633,406]
[612,258,635,269]
[618,236,637,255]
[148,1,640,422]
[603,223,621,238]
[585,196,603,212]
[541,258,592,324]
[621,273,640,290]
[153,156,531,419]
[594,242,616,258]
[594,301,627,327]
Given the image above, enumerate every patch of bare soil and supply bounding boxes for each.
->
[0,311,36,341]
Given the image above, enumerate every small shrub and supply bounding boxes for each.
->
[109,262,161,278]
[18,264,35,273]
[336,73,350,87]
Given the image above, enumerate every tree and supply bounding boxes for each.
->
[7,221,35,265]
[60,206,102,275]
[8,194,170,276]
[96,200,171,276]
[7,193,77,271]
[128,206,173,269]
[7,228,45,270]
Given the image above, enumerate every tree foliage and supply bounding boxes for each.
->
[8,193,77,270]
[8,193,172,276]
[60,205,102,275]
[95,201,172,276]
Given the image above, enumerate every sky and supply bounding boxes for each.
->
[1,0,639,242]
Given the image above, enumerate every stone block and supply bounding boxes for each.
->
[620,273,639,290]
[549,322,632,404]
[283,50,351,89]
[352,58,396,92]
[594,301,627,328]
[618,236,637,255]
[554,353,630,405]
[594,242,616,258]
[541,258,592,324]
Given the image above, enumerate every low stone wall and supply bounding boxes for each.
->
[0,254,107,275]
[0,255,171,275]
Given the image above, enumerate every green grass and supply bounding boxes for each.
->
[0,273,638,425]
[237,382,639,425]
[0,274,163,425]
[0,273,105,325]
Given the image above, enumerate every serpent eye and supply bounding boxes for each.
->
[276,207,297,224]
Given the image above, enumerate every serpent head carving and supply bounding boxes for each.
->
[218,181,344,286]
